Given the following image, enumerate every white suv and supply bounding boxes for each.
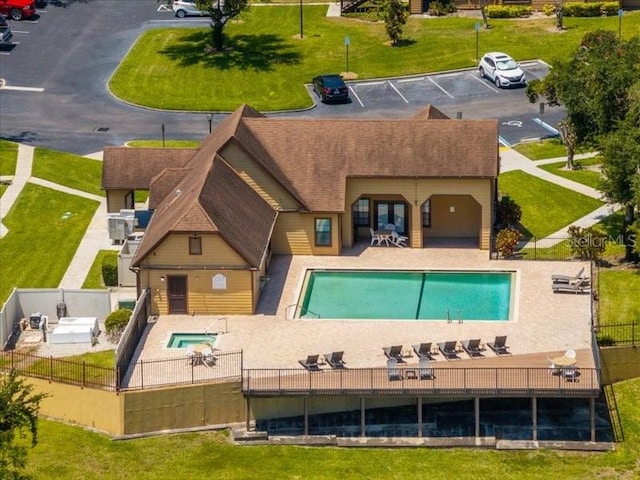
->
[479,52,526,88]
[172,0,208,18]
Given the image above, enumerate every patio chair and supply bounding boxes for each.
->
[369,228,384,247]
[186,345,198,365]
[552,267,588,284]
[299,354,321,371]
[383,345,404,361]
[486,336,510,355]
[552,277,590,294]
[324,351,346,369]
[565,349,576,359]
[547,356,561,376]
[390,230,408,248]
[387,358,402,381]
[201,347,217,367]
[412,343,436,360]
[563,367,580,382]
[438,341,460,360]
[461,339,484,358]
[419,356,435,380]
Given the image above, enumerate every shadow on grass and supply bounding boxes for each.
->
[392,38,417,48]
[161,31,302,71]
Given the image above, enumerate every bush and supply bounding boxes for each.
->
[429,0,456,16]
[564,2,602,17]
[101,254,118,287]
[568,225,607,260]
[600,2,620,16]
[104,309,132,343]
[486,5,531,18]
[496,228,523,258]
[496,197,522,229]
[542,4,555,16]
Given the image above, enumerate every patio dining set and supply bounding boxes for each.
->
[369,224,408,248]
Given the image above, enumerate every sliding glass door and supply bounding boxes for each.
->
[375,201,407,235]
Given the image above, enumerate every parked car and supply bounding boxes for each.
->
[312,74,350,104]
[172,0,209,18]
[478,52,526,88]
[0,0,36,20]
[0,15,13,44]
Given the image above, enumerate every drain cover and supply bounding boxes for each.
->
[94,127,110,132]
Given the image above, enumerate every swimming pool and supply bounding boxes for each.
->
[297,270,514,321]
[166,333,218,348]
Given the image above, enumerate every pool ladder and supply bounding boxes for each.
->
[446,309,463,324]
[205,317,228,335]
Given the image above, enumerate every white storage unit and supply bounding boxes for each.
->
[50,325,95,344]
[57,317,99,337]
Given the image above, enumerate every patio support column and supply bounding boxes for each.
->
[532,397,538,441]
[303,397,309,436]
[590,397,596,442]
[360,397,366,437]
[245,397,251,431]
[474,397,480,439]
[417,397,423,438]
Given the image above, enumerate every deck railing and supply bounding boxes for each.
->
[243,366,601,397]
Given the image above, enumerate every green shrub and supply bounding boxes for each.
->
[497,197,522,229]
[568,225,607,260]
[486,5,531,18]
[600,2,620,16]
[429,0,456,16]
[564,2,602,17]
[496,228,523,258]
[104,309,132,342]
[101,254,118,287]
[542,3,555,16]
[596,334,616,346]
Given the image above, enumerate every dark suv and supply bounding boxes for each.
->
[0,0,36,20]
[312,74,350,104]
[0,15,12,44]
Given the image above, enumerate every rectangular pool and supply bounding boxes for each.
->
[297,270,514,321]
[166,333,218,348]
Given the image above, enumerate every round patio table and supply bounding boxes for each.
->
[551,355,577,367]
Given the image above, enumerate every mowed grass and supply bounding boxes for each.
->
[24,350,116,386]
[24,377,640,479]
[598,269,640,327]
[109,8,640,111]
[512,138,591,161]
[82,250,118,289]
[538,157,603,190]
[0,139,19,176]
[32,147,104,197]
[498,171,603,238]
[0,185,98,303]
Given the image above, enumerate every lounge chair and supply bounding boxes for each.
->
[438,341,460,360]
[486,336,510,355]
[461,339,484,358]
[324,351,346,369]
[412,343,436,360]
[552,277,590,294]
[383,345,404,361]
[299,354,321,371]
[419,356,435,380]
[390,230,408,248]
[387,357,402,381]
[369,228,384,247]
[552,267,589,284]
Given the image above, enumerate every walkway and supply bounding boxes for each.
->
[0,141,619,293]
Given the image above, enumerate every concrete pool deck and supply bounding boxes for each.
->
[134,246,594,371]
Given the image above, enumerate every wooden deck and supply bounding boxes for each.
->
[243,349,600,397]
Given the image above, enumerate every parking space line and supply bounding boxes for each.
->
[1,86,45,92]
[532,118,560,135]
[10,31,29,34]
[356,81,385,87]
[397,77,424,83]
[348,86,364,107]
[427,77,454,99]
[0,52,10,56]
[387,81,409,104]
[469,74,499,92]
[498,135,512,147]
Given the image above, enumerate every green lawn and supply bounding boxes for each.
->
[538,157,603,190]
[598,269,640,327]
[32,147,104,197]
[82,250,119,289]
[22,378,640,479]
[512,138,592,161]
[498,171,604,238]
[0,184,7,197]
[109,8,640,111]
[23,350,116,387]
[0,139,19,176]
[0,185,99,303]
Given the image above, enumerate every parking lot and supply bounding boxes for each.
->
[0,0,565,154]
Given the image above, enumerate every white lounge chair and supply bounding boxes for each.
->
[369,228,384,246]
[390,230,408,248]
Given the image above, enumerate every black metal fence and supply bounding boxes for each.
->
[243,367,601,397]
[0,349,243,392]
[594,322,640,347]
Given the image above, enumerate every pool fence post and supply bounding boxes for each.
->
[474,397,480,441]
[303,397,309,436]
[531,396,538,441]
[360,397,366,437]
[417,397,423,438]
[590,397,596,442]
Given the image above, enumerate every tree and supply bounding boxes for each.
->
[556,119,577,170]
[195,0,250,52]
[478,0,490,29]
[0,370,48,480]
[380,0,408,46]
[553,0,567,30]
[599,125,640,262]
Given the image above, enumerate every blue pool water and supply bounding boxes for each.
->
[166,333,217,348]
[299,270,513,321]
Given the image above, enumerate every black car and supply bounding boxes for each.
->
[312,74,349,104]
[0,15,13,45]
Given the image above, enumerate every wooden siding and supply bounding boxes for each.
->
[221,142,299,210]
[106,190,131,213]
[344,178,493,249]
[271,213,341,255]
[144,233,247,268]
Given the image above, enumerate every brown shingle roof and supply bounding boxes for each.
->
[101,147,195,190]
[412,104,451,120]
[148,167,191,210]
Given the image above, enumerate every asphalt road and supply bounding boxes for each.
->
[0,0,565,155]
